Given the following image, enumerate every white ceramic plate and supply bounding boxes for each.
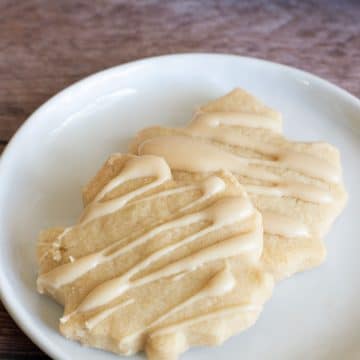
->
[0,54,359,360]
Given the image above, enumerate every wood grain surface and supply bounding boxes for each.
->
[0,0,359,358]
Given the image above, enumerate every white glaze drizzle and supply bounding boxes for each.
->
[85,299,134,330]
[54,155,172,244]
[180,176,226,212]
[80,155,172,225]
[37,190,247,293]
[245,183,333,204]
[187,112,339,183]
[262,211,310,238]
[149,304,260,337]
[75,230,259,315]
[139,136,280,182]
[52,197,257,318]
[54,163,226,252]
[189,111,282,132]
[60,232,258,324]
[118,265,235,345]
[138,136,336,204]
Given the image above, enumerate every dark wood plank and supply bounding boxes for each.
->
[0,0,359,358]
[0,302,49,359]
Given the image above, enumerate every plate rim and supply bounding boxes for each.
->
[0,52,359,360]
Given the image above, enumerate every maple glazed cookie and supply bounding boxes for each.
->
[37,154,273,359]
[130,89,348,280]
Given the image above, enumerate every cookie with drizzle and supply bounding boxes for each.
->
[130,89,348,280]
[37,154,273,359]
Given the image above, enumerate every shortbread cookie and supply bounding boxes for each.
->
[130,89,348,280]
[37,154,273,359]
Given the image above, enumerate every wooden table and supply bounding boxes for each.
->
[0,0,359,358]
